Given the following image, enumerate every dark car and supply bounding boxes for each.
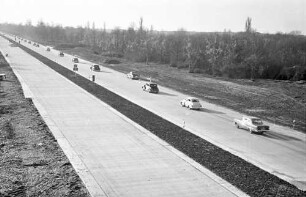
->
[90,64,100,72]
[59,51,64,57]
[46,47,51,51]
[142,82,159,93]
[127,71,140,80]
[72,57,79,63]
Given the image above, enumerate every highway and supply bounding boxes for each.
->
[0,36,246,196]
[3,35,306,190]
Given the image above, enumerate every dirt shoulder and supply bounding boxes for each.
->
[62,47,306,133]
[0,52,89,196]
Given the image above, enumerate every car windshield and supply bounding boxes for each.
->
[191,99,199,102]
[252,119,263,125]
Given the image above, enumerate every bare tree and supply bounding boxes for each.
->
[245,17,253,33]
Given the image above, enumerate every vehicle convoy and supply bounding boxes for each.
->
[127,71,140,80]
[142,82,159,93]
[234,116,269,134]
[90,64,101,72]
[180,97,202,110]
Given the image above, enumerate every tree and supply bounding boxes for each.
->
[245,17,253,33]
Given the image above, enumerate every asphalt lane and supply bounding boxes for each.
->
[12,36,306,190]
[0,37,243,196]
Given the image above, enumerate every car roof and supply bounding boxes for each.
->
[187,97,199,100]
[148,82,157,85]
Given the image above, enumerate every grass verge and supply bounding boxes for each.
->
[3,35,306,197]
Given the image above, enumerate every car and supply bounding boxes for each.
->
[142,82,159,93]
[234,116,269,134]
[46,47,51,51]
[59,51,64,57]
[127,71,140,80]
[180,97,202,110]
[28,41,31,44]
[90,64,100,72]
[73,64,78,71]
[36,44,39,47]
[72,57,79,63]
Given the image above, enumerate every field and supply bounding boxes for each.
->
[4,36,305,196]
[62,46,306,133]
[0,52,89,196]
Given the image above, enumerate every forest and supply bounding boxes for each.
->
[1,18,305,80]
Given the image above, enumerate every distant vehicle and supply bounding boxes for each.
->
[127,71,140,80]
[73,64,78,71]
[142,82,159,93]
[59,51,64,57]
[180,97,202,110]
[36,44,39,47]
[72,57,79,63]
[90,64,100,72]
[33,43,36,46]
[46,47,51,51]
[234,116,269,134]
[28,41,31,44]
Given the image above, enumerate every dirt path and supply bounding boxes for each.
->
[0,52,89,196]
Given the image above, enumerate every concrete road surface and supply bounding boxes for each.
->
[0,37,245,196]
[11,35,306,190]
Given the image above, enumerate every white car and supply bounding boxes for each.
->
[234,116,269,134]
[180,97,202,110]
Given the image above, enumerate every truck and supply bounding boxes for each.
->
[234,116,269,134]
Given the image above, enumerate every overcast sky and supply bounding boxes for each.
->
[0,0,305,34]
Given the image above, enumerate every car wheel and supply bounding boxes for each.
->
[235,123,240,129]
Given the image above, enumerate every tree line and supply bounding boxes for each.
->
[1,18,305,80]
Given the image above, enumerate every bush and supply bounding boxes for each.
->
[104,59,121,64]
[101,52,123,58]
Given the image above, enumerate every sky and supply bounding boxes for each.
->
[0,0,305,34]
